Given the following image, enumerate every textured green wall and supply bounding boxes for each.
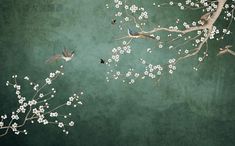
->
[0,0,235,146]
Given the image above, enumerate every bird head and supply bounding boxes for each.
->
[128,28,132,36]
[71,51,75,57]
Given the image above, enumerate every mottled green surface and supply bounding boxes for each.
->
[0,0,235,146]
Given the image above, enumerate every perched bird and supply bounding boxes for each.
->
[100,59,105,64]
[46,48,75,63]
[111,19,116,25]
[217,45,235,56]
[127,28,156,39]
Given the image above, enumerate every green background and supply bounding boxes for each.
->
[0,0,235,145]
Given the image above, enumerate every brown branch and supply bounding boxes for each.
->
[217,45,235,56]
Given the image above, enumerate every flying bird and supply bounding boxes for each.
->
[127,28,156,39]
[100,59,105,64]
[46,48,75,63]
[111,19,116,25]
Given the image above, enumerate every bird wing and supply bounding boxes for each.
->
[46,54,62,63]
[62,48,69,57]
[63,48,74,57]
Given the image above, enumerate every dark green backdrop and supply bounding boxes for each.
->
[0,0,235,146]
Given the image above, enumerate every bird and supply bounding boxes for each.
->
[127,28,156,39]
[100,59,105,64]
[111,19,116,25]
[46,48,75,63]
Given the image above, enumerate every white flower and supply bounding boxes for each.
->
[126,49,131,53]
[24,76,29,80]
[28,101,33,106]
[12,123,18,128]
[144,71,149,75]
[185,49,189,54]
[66,101,72,106]
[45,78,52,85]
[1,115,7,119]
[126,71,132,77]
[115,4,119,8]
[16,91,20,95]
[28,100,37,106]
[69,96,74,102]
[130,5,138,13]
[58,122,64,128]
[124,5,129,9]
[6,81,9,86]
[198,57,203,62]
[39,93,44,98]
[33,108,38,114]
[69,121,74,126]
[49,73,55,78]
[50,112,58,117]
[157,71,161,75]
[134,73,139,78]
[124,17,129,21]
[141,60,146,64]
[55,70,61,74]
[32,100,37,105]
[43,119,48,125]
[147,48,151,52]
[116,71,121,76]
[16,85,21,90]
[39,106,45,113]
[117,12,122,16]
[0,122,4,127]
[169,70,173,74]
[37,118,43,123]
[130,79,135,83]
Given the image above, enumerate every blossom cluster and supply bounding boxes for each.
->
[0,66,84,137]
[108,0,149,30]
[108,42,132,63]
[106,0,234,84]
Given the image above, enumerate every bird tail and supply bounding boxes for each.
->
[45,54,62,64]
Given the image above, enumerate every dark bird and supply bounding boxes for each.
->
[111,19,116,25]
[128,28,156,39]
[100,59,105,64]
[46,48,75,63]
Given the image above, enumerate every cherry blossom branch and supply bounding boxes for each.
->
[106,0,233,83]
[0,65,84,137]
